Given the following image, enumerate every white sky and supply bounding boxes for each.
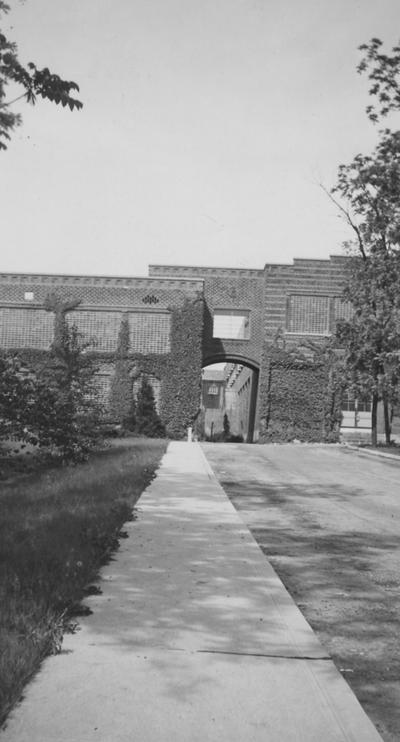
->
[1,0,400,277]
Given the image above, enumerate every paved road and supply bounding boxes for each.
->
[202,443,400,742]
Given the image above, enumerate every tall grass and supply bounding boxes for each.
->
[0,437,167,726]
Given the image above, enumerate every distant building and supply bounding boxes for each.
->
[201,368,226,439]
[224,364,255,442]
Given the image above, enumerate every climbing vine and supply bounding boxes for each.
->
[259,340,343,443]
[87,295,204,439]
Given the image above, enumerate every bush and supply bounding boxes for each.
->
[0,323,103,462]
[108,314,136,430]
[135,376,166,438]
[0,354,37,445]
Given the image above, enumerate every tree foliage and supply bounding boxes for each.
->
[333,130,400,258]
[331,38,400,444]
[336,254,400,444]
[358,38,400,123]
[0,1,82,150]
[135,376,165,438]
[222,412,230,440]
[0,354,37,442]
[108,315,136,430]
[0,313,102,461]
[35,322,103,459]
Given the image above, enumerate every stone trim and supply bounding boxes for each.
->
[0,273,204,291]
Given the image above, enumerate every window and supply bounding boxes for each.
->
[207,384,219,396]
[287,295,330,335]
[341,394,371,428]
[334,298,353,323]
[213,310,250,340]
[24,292,34,301]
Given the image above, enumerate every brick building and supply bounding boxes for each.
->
[0,256,360,440]
[224,364,255,442]
[150,257,351,440]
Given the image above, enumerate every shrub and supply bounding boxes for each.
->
[135,376,166,438]
[108,314,136,430]
[223,413,231,440]
[0,354,37,446]
[0,322,103,462]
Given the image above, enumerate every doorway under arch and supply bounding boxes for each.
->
[201,356,260,443]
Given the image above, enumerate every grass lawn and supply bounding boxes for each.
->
[0,437,167,726]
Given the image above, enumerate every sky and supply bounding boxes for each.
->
[1,0,400,277]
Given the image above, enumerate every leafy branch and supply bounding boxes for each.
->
[0,1,82,150]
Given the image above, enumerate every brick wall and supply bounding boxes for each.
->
[150,258,349,441]
[149,264,265,367]
[0,272,203,352]
[263,256,349,343]
[0,272,204,438]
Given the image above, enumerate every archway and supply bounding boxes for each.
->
[201,355,260,443]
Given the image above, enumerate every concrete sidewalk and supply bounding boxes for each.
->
[1,442,383,742]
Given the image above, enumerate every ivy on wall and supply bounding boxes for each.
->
[87,297,203,438]
[161,296,204,438]
[5,294,204,441]
[258,342,343,443]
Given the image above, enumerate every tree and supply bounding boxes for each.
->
[222,412,230,441]
[328,40,400,445]
[135,377,165,438]
[0,325,102,460]
[33,321,103,460]
[335,253,400,445]
[358,38,400,124]
[0,353,38,445]
[108,315,136,430]
[0,1,82,150]
[0,291,102,460]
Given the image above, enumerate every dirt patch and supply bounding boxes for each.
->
[202,443,400,742]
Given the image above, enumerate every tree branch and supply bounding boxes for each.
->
[320,183,368,260]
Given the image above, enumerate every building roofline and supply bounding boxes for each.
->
[0,271,204,284]
[150,255,348,273]
[149,263,261,272]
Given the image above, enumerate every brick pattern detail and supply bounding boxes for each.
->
[263,257,349,343]
[287,295,330,335]
[0,307,53,348]
[149,264,263,279]
[128,313,170,354]
[68,311,122,352]
[68,310,171,354]
[204,274,264,364]
[151,258,349,364]
[0,274,203,309]
[202,275,265,367]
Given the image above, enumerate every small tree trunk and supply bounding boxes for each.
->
[383,395,391,445]
[371,392,378,447]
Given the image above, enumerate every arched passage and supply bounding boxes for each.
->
[202,355,260,443]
